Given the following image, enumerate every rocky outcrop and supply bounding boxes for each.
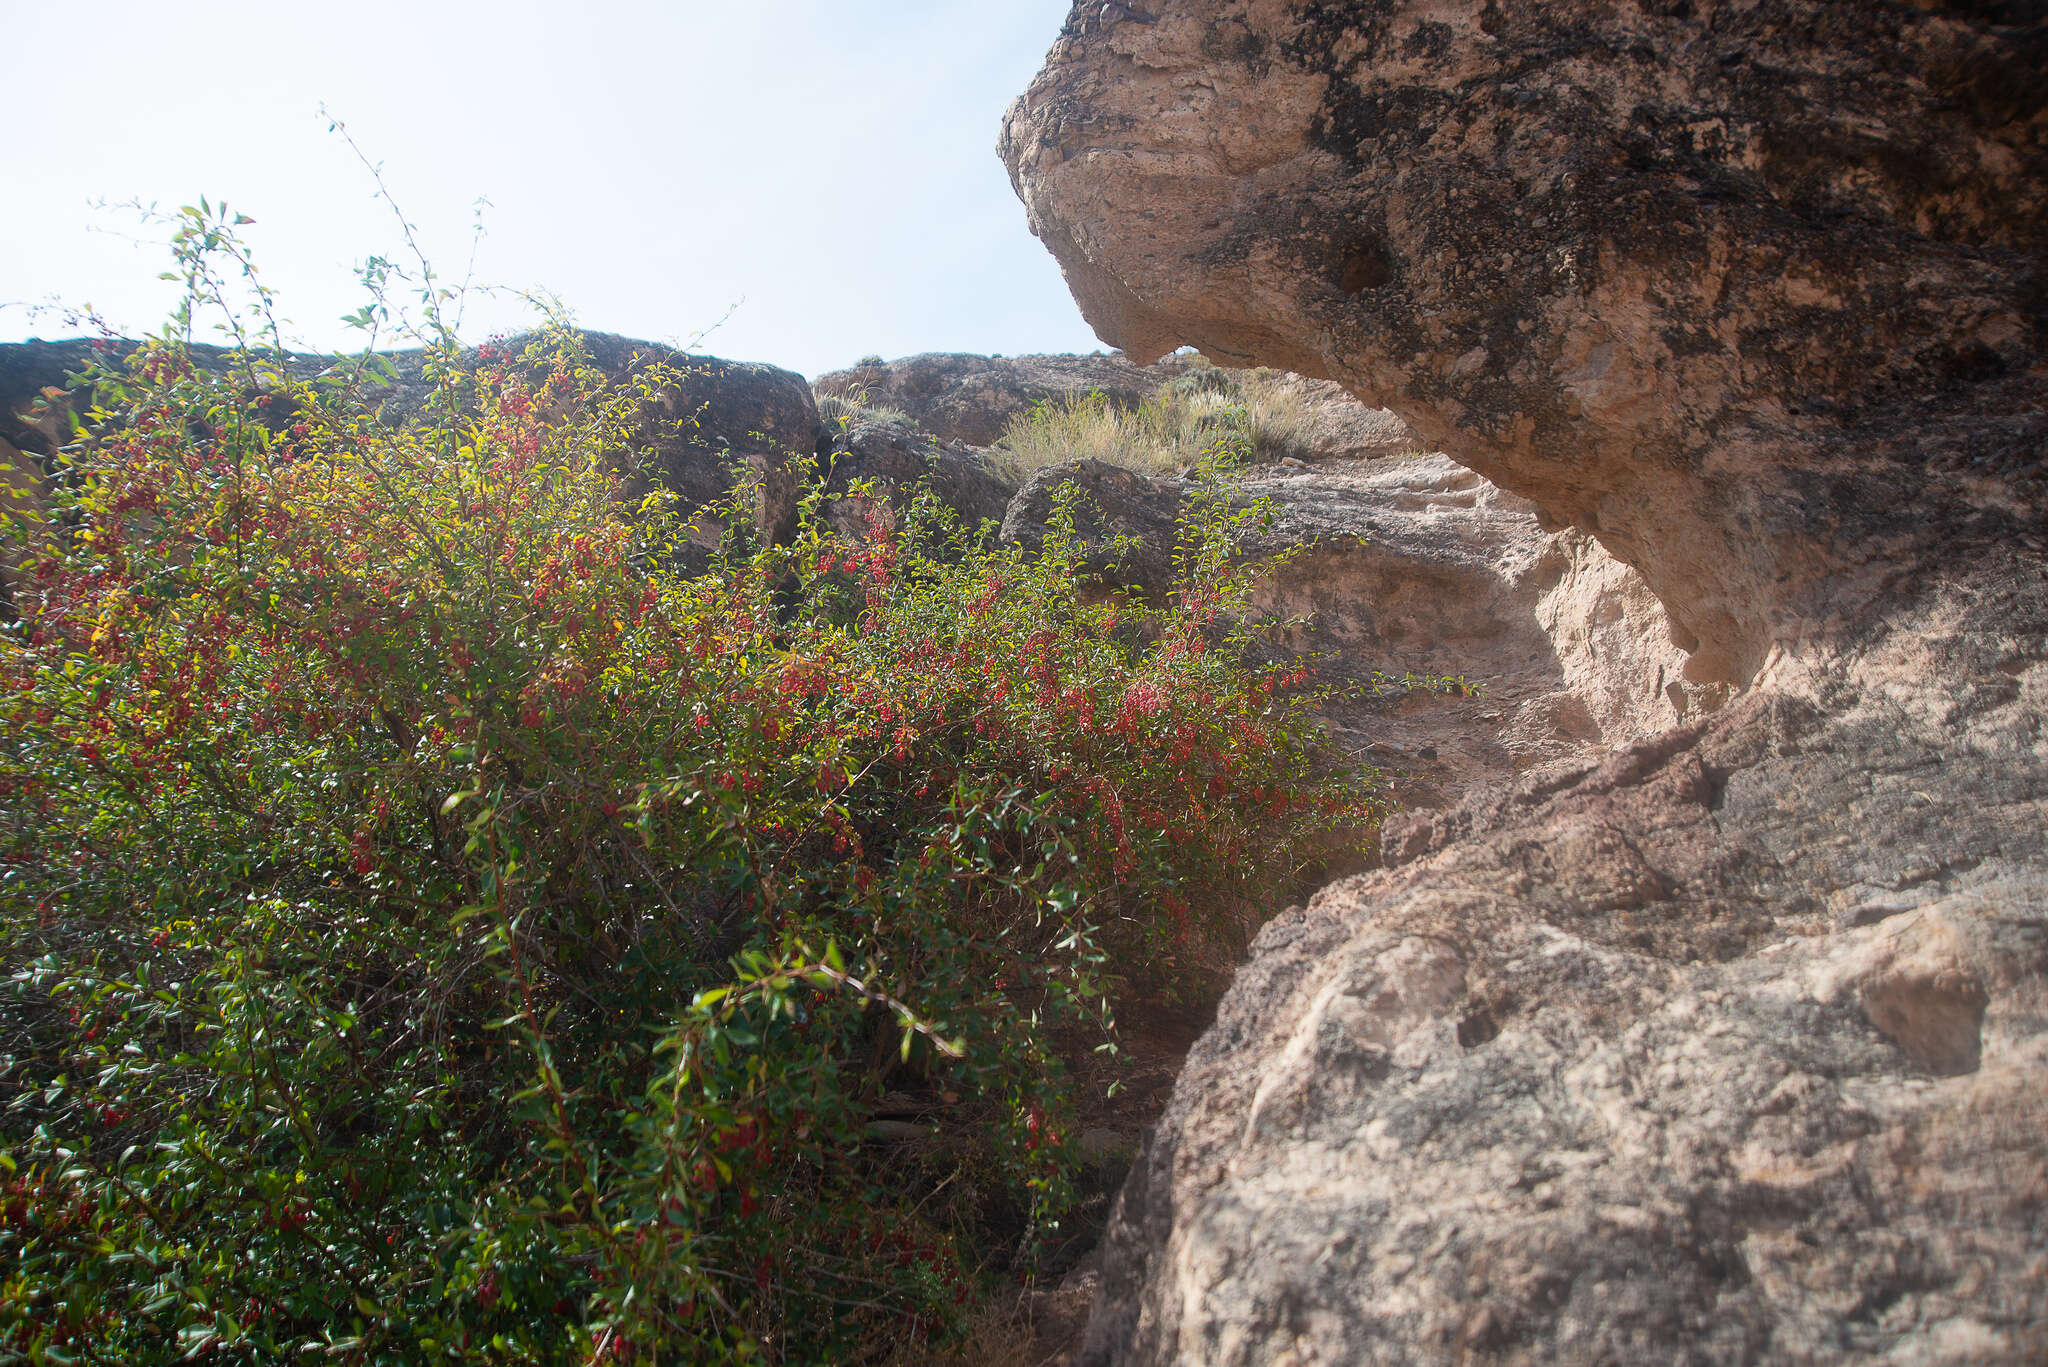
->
[1003,0,2048,688]
[1242,455,1720,806]
[1004,3,2048,1364]
[1247,372,1412,464]
[496,333,819,555]
[817,352,1191,447]
[1001,453,1715,810]
[1087,594,2048,1366]
[1001,458,1189,597]
[818,416,1017,541]
[818,350,1416,464]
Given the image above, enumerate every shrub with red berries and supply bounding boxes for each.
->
[0,205,1389,1362]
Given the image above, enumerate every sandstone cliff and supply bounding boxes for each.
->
[1004,0,2046,688]
[1004,2,2048,1363]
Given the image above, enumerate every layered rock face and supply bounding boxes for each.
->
[1238,455,1719,807]
[1004,3,2048,1363]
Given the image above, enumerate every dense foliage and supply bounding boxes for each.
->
[0,207,1384,1364]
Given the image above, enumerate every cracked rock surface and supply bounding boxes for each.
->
[1086,589,2048,1364]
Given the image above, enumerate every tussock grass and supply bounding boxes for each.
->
[817,386,915,431]
[993,363,1317,480]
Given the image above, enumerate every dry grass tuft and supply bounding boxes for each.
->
[991,363,1316,480]
[817,386,916,432]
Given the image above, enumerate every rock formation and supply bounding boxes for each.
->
[1000,450,1716,813]
[1240,455,1720,806]
[816,350,1413,463]
[1003,2,2048,1363]
[1001,457,1190,597]
[816,351,1192,448]
[816,414,1017,541]
[1242,371,1412,465]
[1003,0,2047,687]
[567,335,819,554]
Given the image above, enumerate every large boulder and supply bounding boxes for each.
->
[818,416,1018,541]
[1003,0,2047,687]
[1095,659,2048,1363]
[1000,458,1189,597]
[1003,3,2048,1364]
[521,333,820,554]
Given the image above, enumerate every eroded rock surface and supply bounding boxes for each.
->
[1248,371,1412,464]
[1089,587,2048,1366]
[1001,457,1190,597]
[819,350,1415,464]
[530,334,820,555]
[1001,452,1715,812]
[1003,3,2048,1363]
[1241,455,1720,809]
[1003,0,2048,686]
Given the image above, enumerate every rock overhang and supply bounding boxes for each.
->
[1002,0,2048,688]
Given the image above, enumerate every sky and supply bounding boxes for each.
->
[2,0,1101,378]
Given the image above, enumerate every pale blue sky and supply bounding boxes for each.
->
[3,1,1098,377]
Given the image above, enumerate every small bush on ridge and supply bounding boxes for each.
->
[0,207,1384,1364]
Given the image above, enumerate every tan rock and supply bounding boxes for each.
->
[1002,0,2048,687]
[817,350,1414,464]
[1002,4,2048,1364]
[1000,451,1721,808]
